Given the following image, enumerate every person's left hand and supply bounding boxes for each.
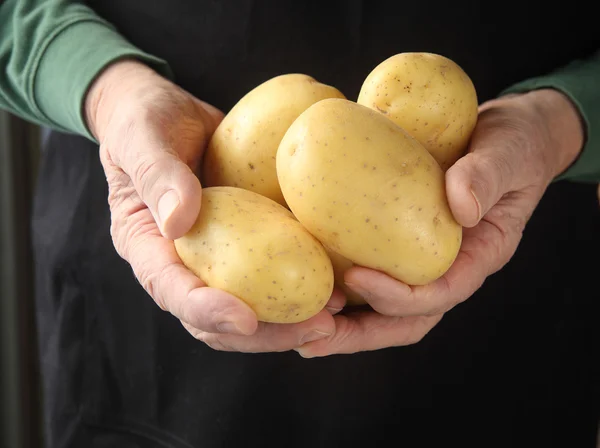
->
[296,88,584,358]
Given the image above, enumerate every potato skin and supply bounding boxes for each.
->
[202,74,345,206]
[174,186,334,323]
[357,52,478,171]
[276,98,462,286]
[324,248,367,306]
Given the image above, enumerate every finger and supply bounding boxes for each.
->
[446,150,516,228]
[326,287,346,314]
[106,169,258,335]
[132,228,258,335]
[296,311,443,358]
[184,309,335,353]
[343,214,516,317]
[106,127,204,240]
[446,109,532,227]
[131,230,258,335]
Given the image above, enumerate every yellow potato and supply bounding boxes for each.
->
[357,52,478,171]
[276,98,462,286]
[325,248,367,306]
[202,74,345,206]
[174,186,334,323]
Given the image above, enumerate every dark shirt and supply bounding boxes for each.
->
[33,1,600,446]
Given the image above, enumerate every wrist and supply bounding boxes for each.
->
[526,88,585,180]
[84,58,162,142]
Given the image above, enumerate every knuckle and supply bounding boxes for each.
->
[420,289,452,317]
[134,248,158,298]
[404,316,439,346]
[131,153,181,205]
[132,154,161,188]
[182,322,204,341]
[109,219,127,260]
[110,199,156,264]
[137,259,179,312]
[105,175,149,263]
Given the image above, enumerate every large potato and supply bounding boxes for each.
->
[174,186,334,323]
[357,52,478,171]
[202,74,345,206]
[276,98,462,286]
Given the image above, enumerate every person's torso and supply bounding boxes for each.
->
[35,2,600,447]
[86,0,599,109]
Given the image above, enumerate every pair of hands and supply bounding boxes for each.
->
[86,60,584,358]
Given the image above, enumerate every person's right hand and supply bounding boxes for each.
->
[85,60,340,352]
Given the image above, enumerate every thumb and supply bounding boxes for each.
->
[128,148,203,240]
[445,148,516,228]
[110,100,224,241]
[105,120,203,239]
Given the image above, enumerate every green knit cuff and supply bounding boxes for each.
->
[500,55,600,183]
[33,18,173,141]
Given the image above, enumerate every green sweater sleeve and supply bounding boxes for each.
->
[0,0,173,140]
[501,50,600,183]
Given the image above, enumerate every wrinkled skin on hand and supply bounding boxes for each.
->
[297,89,584,358]
[86,60,342,353]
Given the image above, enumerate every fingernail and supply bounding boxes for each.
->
[325,306,342,314]
[157,190,180,229]
[294,348,314,358]
[299,330,330,345]
[216,321,245,335]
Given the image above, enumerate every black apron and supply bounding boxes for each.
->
[33,1,600,447]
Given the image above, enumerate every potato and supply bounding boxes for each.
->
[325,248,367,306]
[276,98,462,286]
[357,52,478,171]
[174,186,334,323]
[202,74,346,206]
